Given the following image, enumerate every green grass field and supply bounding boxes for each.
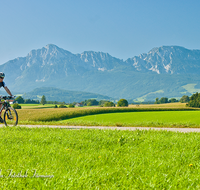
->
[1,127,200,189]
[60,110,200,127]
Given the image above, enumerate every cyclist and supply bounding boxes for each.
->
[0,72,14,122]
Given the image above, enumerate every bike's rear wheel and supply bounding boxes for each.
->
[4,107,18,126]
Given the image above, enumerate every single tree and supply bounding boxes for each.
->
[159,97,168,104]
[15,96,24,104]
[40,95,47,105]
[86,99,99,106]
[117,99,128,107]
[155,98,159,104]
[180,95,190,103]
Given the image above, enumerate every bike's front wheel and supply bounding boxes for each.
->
[4,107,18,126]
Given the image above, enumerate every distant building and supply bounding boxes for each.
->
[75,103,83,107]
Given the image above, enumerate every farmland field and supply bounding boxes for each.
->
[1,127,200,189]
[15,103,200,127]
[19,102,187,109]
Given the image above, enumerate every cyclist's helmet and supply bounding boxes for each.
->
[0,72,5,78]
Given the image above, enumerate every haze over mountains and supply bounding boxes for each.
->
[1,44,200,102]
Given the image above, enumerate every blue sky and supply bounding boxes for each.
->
[0,0,200,64]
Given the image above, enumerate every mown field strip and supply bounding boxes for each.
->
[58,110,200,127]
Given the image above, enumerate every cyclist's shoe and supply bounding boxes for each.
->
[0,117,4,123]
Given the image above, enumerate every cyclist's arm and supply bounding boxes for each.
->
[4,86,13,96]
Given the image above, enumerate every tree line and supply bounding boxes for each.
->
[15,94,198,108]
[154,93,200,108]
[14,96,129,107]
[15,95,65,105]
[155,95,190,104]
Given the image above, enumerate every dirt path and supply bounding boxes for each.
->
[7,125,200,133]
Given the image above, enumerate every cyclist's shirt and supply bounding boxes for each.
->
[0,82,6,88]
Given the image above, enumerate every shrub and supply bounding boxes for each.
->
[117,99,128,107]
[169,98,179,103]
[12,103,21,109]
[68,104,75,108]
[54,105,58,108]
[87,102,92,106]
[155,97,169,104]
[59,104,67,108]
[104,102,115,107]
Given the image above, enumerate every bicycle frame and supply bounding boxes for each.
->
[0,100,10,113]
[0,96,18,126]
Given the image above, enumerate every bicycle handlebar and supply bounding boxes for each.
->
[0,96,15,100]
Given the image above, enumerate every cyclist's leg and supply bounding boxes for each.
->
[0,104,3,123]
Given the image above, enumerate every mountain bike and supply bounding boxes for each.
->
[0,96,18,126]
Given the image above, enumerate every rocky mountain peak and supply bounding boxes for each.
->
[126,46,200,74]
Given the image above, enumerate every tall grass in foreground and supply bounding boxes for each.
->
[0,127,200,189]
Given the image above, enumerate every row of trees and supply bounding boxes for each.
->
[154,94,200,108]
[79,98,128,107]
[155,97,179,104]
[155,95,190,104]
[15,95,65,105]
[15,96,40,104]
[15,95,129,107]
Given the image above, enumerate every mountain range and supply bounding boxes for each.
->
[0,44,200,102]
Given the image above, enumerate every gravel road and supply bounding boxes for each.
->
[7,125,200,133]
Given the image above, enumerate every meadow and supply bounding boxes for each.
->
[1,103,199,188]
[1,127,200,189]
